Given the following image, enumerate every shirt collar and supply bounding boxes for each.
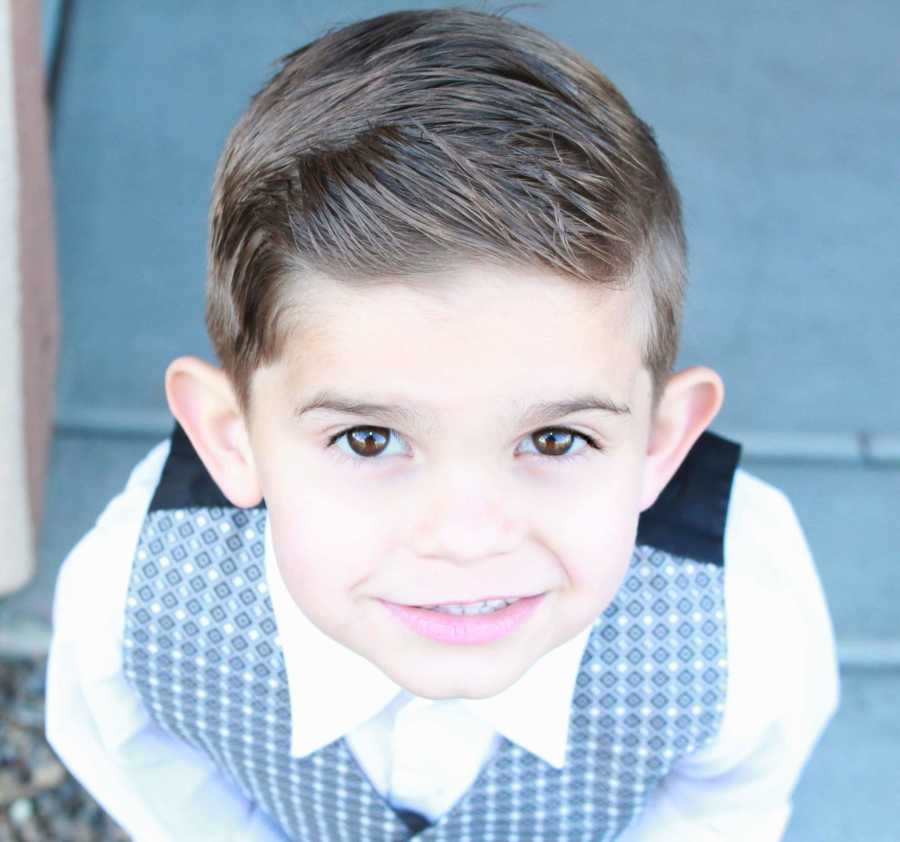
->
[265,518,593,769]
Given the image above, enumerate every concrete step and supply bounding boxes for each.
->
[0,431,159,646]
[741,456,900,646]
[783,668,899,842]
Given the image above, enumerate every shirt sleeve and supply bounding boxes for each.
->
[618,468,841,842]
[45,439,288,842]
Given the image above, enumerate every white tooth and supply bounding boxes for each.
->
[430,600,511,615]
[433,604,467,615]
[425,597,525,615]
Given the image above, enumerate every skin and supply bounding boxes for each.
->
[167,261,723,700]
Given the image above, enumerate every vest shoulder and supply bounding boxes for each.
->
[148,421,265,512]
[636,430,742,566]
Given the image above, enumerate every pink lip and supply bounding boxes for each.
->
[380,593,546,645]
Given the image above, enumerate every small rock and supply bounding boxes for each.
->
[30,758,66,792]
[0,768,22,804]
[7,795,33,825]
[1,656,132,839]
[18,818,47,842]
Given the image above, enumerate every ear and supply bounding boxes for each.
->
[639,366,725,511]
[164,356,263,508]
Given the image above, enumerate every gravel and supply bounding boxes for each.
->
[0,656,130,841]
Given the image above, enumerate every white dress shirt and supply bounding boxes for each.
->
[45,438,840,841]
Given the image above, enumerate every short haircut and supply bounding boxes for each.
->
[206,6,686,413]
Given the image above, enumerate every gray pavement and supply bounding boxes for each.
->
[784,669,900,842]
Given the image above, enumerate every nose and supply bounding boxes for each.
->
[411,464,521,563]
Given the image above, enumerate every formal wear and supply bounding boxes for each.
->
[46,426,839,841]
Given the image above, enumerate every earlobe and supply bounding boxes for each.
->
[164,356,263,508]
[639,366,725,511]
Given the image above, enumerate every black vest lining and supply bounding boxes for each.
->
[149,422,740,567]
[394,808,432,834]
[149,421,240,512]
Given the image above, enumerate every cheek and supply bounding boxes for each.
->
[266,488,384,610]
[555,470,643,599]
[563,513,637,598]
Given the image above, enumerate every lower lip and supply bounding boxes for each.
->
[380,594,546,645]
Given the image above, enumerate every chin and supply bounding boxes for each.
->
[388,657,523,701]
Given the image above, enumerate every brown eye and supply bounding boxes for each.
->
[329,425,597,466]
[346,426,391,457]
[533,428,576,457]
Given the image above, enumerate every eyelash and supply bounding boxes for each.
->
[325,425,604,468]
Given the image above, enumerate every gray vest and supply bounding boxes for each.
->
[123,424,740,841]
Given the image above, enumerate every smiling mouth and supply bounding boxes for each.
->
[381,593,547,644]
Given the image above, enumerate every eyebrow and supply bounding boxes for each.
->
[295,389,631,428]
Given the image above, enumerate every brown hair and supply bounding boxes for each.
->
[206,5,686,413]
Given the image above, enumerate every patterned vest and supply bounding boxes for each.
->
[123,423,741,841]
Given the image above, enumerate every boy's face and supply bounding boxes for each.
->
[246,261,656,700]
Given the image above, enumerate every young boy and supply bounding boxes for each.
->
[45,7,839,840]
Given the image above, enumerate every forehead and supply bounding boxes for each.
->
[269,261,650,417]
